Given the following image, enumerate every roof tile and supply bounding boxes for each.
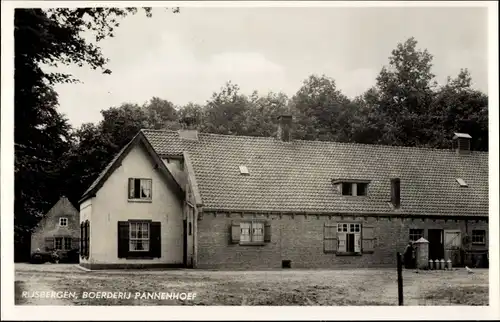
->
[142,129,488,217]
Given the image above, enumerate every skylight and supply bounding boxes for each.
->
[239,165,249,175]
[456,178,468,187]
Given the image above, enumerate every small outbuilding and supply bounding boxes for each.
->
[30,196,80,263]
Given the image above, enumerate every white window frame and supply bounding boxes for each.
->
[337,223,361,253]
[240,221,264,244]
[128,178,152,201]
[59,217,68,227]
[471,230,486,245]
[129,222,150,252]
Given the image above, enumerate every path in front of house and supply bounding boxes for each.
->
[14,263,488,306]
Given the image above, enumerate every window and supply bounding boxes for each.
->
[357,183,368,196]
[239,165,249,175]
[59,217,68,226]
[240,221,264,243]
[231,221,270,245]
[188,222,192,236]
[456,178,468,187]
[128,178,152,200]
[118,221,161,259]
[409,229,424,242]
[55,237,63,250]
[472,230,486,245]
[338,182,369,196]
[54,237,72,250]
[129,222,150,251]
[342,183,353,196]
[337,223,361,253]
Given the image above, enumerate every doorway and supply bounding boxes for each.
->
[428,229,444,260]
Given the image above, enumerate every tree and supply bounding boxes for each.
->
[202,82,252,135]
[290,75,356,142]
[429,69,488,151]
[356,37,438,147]
[245,91,290,137]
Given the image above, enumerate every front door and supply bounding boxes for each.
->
[444,230,462,266]
[428,229,444,260]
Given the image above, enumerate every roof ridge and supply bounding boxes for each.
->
[141,128,488,154]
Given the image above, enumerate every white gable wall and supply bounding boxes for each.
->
[87,142,184,265]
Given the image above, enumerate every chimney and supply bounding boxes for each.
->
[178,129,198,141]
[391,178,401,209]
[452,133,472,154]
[277,115,293,142]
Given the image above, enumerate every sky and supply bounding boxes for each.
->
[50,6,489,128]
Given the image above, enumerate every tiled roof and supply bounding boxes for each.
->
[143,129,488,217]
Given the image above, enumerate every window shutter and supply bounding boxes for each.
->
[324,223,338,253]
[264,222,271,243]
[85,220,90,258]
[338,233,347,253]
[128,178,135,199]
[45,237,55,251]
[150,221,162,258]
[230,222,240,244]
[80,222,84,256]
[118,221,129,258]
[362,225,375,254]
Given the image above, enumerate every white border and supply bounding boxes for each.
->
[1,1,499,320]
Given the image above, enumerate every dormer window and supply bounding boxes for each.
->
[333,179,370,197]
[456,178,468,187]
[239,165,249,175]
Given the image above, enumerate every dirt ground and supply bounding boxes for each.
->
[14,263,489,306]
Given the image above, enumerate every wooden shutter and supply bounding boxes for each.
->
[230,221,240,244]
[362,225,375,254]
[45,237,55,251]
[324,223,338,253]
[128,178,135,199]
[150,221,162,258]
[85,220,90,258]
[264,222,271,243]
[118,221,129,258]
[80,222,84,256]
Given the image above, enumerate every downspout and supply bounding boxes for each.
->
[193,207,199,269]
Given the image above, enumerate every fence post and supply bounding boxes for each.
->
[397,252,404,306]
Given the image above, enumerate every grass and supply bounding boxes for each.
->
[14,264,489,306]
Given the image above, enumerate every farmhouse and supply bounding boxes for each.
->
[31,196,80,263]
[78,116,488,270]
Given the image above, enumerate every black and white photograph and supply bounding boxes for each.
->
[1,0,499,320]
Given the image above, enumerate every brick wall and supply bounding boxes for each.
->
[196,211,488,269]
